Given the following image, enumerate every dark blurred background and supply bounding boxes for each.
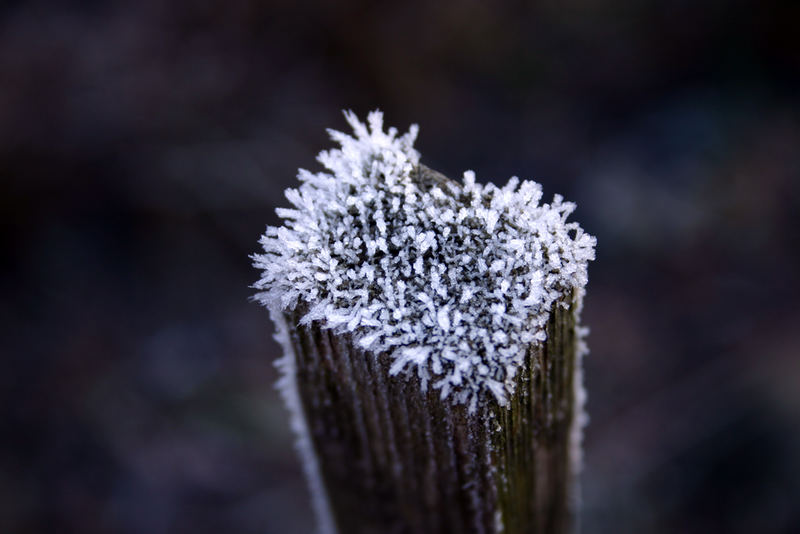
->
[2,1,799,533]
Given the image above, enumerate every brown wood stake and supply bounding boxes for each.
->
[276,166,583,534]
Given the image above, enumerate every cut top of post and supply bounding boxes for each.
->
[253,110,595,412]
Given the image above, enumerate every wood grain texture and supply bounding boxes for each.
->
[284,295,577,534]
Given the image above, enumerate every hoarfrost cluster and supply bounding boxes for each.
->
[254,111,595,411]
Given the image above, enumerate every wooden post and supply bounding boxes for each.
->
[282,289,578,534]
[254,112,594,534]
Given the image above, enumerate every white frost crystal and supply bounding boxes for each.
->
[253,110,595,411]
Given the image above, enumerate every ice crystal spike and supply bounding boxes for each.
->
[253,110,596,410]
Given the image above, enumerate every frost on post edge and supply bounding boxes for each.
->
[253,110,596,413]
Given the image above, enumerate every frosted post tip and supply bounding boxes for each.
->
[253,110,596,411]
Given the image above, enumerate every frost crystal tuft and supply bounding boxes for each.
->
[253,110,596,410]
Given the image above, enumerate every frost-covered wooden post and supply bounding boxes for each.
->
[253,111,595,534]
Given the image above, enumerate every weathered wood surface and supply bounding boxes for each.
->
[284,294,578,534]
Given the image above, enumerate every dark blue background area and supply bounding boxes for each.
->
[2,1,799,533]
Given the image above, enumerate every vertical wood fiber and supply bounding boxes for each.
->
[285,295,577,534]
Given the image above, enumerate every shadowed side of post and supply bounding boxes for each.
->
[283,292,578,534]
